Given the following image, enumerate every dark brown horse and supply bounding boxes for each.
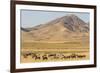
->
[42,55,48,60]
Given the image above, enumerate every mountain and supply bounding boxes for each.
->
[21,14,89,42]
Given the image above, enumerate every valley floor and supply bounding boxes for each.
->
[20,41,89,63]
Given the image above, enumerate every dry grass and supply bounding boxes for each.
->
[20,41,89,63]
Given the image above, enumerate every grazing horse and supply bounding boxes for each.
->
[42,55,48,60]
[22,52,32,58]
[61,54,72,59]
[34,55,41,60]
[77,55,86,58]
[70,53,77,58]
[48,53,56,57]
[31,53,41,60]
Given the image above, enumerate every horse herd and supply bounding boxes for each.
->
[21,51,86,60]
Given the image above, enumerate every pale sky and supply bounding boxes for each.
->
[21,9,90,28]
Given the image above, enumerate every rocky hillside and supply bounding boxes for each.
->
[21,14,89,42]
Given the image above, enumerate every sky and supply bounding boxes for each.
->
[21,10,90,28]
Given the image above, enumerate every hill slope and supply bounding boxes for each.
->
[21,14,89,42]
